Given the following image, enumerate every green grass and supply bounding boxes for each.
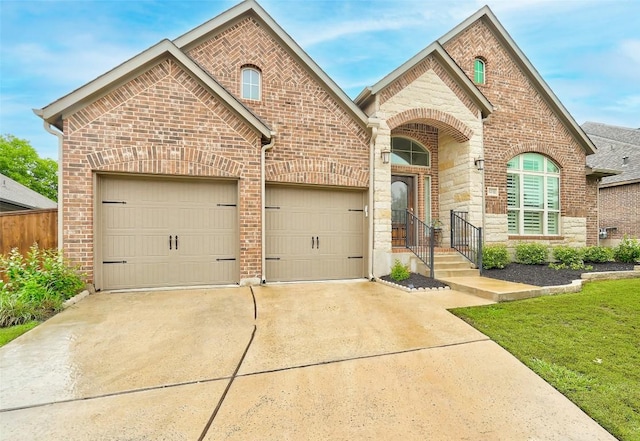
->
[0,321,38,347]
[451,279,640,441]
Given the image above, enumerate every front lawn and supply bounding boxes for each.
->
[0,321,38,347]
[451,279,640,441]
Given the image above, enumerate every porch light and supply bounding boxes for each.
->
[381,148,391,164]
[474,158,485,171]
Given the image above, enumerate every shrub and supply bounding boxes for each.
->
[514,242,548,265]
[583,246,614,263]
[613,236,640,264]
[0,244,85,327]
[390,259,410,282]
[549,246,591,270]
[482,244,509,269]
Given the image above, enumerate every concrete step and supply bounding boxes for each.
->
[434,262,473,270]
[437,276,541,302]
[434,268,480,278]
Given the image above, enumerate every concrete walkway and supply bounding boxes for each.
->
[438,276,541,301]
[0,282,615,440]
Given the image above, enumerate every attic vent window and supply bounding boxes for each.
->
[241,66,261,101]
[474,58,486,84]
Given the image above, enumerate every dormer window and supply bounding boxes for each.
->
[241,66,261,100]
[474,58,486,84]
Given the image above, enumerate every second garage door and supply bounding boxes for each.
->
[100,175,238,290]
[265,186,366,282]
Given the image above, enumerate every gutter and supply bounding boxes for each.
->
[34,110,64,251]
[261,131,277,284]
[367,118,381,281]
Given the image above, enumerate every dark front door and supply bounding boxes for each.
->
[391,175,415,247]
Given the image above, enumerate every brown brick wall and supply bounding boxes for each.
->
[63,59,263,283]
[443,19,593,236]
[599,183,640,240]
[186,17,370,187]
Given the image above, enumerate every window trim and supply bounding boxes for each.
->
[390,136,430,167]
[241,66,261,101]
[507,153,560,236]
[474,58,486,85]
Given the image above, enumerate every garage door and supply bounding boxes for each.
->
[265,186,366,282]
[100,176,237,290]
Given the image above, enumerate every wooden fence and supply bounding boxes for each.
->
[0,208,58,256]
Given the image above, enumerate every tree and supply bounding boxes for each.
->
[0,134,58,201]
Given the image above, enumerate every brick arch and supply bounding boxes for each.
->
[386,108,473,143]
[501,142,566,169]
[266,159,369,187]
[87,146,244,177]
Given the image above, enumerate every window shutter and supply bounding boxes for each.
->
[523,175,543,208]
[523,211,543,234]
[507,173,519,207]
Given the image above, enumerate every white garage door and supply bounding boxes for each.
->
[265,186,366,282]
[100,175,237,290]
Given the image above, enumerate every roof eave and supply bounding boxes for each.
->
[174,0,369,129]
[438,6,596,155]
[585,166,621,179]
[35,39,272,140]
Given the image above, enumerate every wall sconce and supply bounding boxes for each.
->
[381,148,391,164]
[474,158,485,171]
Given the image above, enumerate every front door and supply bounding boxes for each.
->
[391,176,415,247]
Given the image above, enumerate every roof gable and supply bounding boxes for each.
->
[173,0,368,128]
[35,39,272,140]
[439,6,596,155]
[584,122,640,186]
[355,42,493,118]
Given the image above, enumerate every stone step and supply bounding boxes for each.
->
[434,261,473,270]
[433,254,469,263]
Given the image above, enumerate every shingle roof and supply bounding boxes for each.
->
[584,122,640,186]
[0,173,57,210]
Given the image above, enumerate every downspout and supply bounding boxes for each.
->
[39,117,64,251]
[367,118,380,281]
[261,131,277,284]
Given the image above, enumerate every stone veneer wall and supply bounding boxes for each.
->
[368,60,483,276]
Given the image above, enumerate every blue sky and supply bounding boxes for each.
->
[1,0,639,160]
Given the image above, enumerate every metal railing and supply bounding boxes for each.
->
[450,210,483,273]
[405,210,435,278]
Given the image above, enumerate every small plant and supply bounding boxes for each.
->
[613,236,640,264]
[583,246,614,263]
[549,246,593,271]
[482,244,509,269]
[514,242,548,265]
[390,259,410,282]
[0,244,85,327]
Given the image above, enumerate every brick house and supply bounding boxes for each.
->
[35,1,599,290]
[584,122,640,245]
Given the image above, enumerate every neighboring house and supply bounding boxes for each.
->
[35,0,599,291]
[584,122,640,245]
[0,173,57,212]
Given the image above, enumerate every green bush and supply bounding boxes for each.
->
[390,259,410,282]
[514,242,548,265]
[482,244,509,269]
[0,244,85,327]
[613,236,640,264]
[549,246,591,270]
[583,246,614,263]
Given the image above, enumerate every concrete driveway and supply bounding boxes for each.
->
[0,282,614,440]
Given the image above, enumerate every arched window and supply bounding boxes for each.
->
[507,153,560,235]
[241,66,261,100]
[391,137,430,167]
[474,58,485,84]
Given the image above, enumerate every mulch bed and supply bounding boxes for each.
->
[380,273,448,289]
[482,262,636,286]
[381,262,636,289]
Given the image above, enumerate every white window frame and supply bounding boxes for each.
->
[241,67,261,101]
[507,153,560,236]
